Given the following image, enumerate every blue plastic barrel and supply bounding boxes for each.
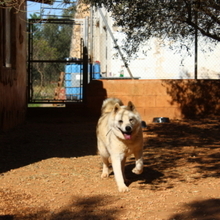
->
[65,65,72,74]
[93,63,100,73]
[65,64,82,74]
[92,63,101,79]
[66,87,71,95]
[65,80,72,87]
[65,87,72,100]
[65,73,71,80]
[93,73,101,79]
[71,87,82,100]
[65,64,83,100]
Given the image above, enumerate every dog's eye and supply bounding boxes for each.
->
[129,118,133,122]
[118,120,123,123]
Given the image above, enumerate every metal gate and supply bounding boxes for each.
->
[27,18,89,104]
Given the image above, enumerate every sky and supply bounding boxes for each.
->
[27,1,42,18]
[27,1,74,18]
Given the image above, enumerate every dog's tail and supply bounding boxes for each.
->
[101,98,123,114]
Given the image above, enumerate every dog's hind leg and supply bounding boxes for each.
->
[132,150,144,175]
[101,156,110,178]
[98,139,110,178]
[121,156,128,183]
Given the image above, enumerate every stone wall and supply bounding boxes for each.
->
[69,3,89,58]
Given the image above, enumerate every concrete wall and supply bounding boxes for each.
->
[86,79,220,123]
[0,6,27,131]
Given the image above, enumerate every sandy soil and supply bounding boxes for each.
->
[0,107,220,220]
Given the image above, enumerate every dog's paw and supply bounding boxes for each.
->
[132,167,143,175]
[101,173,109,178]
[118,185,129,192]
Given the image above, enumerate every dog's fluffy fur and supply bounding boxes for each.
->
[96,98,144,192]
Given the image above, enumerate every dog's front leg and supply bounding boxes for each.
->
[132,150,144,175]
[111,154,129,192]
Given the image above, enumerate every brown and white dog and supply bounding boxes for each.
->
[96,98,144,192]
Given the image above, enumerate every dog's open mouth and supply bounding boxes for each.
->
[124,132,132,140]
[118,128,132,140]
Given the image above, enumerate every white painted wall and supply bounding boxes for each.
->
[92,8,220,79]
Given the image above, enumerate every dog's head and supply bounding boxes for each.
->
[111,101,142,140]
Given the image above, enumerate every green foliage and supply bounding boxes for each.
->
[29,9,74,60]
[82,0,220,58]
[29,5,75,88]
[39,21,72,60]
[33,38,58,59]
[29,13,41,19]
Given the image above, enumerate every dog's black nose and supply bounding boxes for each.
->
[125,126,132,132]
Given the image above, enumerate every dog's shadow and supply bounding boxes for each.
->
[108,163,163,186]
[124,163,164,186]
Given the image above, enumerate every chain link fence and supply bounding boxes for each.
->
[28,19,86,103]
[89,9,220,80]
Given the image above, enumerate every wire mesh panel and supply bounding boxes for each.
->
[89,8,220,80]
[30,62,67,101]
[197,36,220,79]
[28,19,85,103]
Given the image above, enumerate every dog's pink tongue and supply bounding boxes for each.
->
[124,134,131,139]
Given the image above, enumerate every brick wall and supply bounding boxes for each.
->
[86,79,220,123]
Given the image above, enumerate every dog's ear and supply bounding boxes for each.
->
[127,101,136,112]
[113,103,121,114]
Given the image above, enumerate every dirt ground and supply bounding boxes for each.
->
[0,107,220,220]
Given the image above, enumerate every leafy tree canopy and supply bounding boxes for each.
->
[81,0,220,57]
[29,5,76,85]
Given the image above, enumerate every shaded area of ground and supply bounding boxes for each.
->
[0,107,98,173]
[169,198,220,220]
[0,107,220,219]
